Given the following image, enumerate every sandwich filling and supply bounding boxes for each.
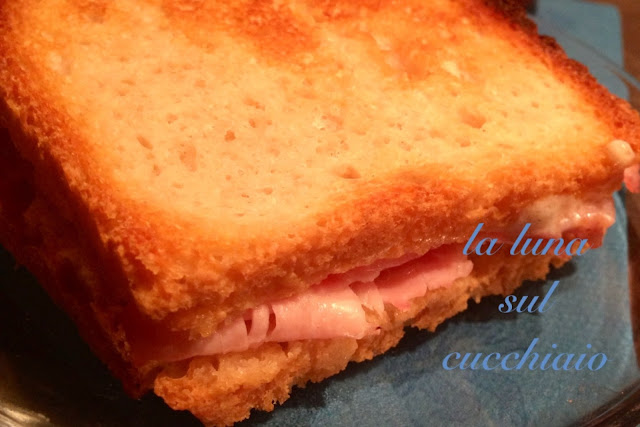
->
[125,194,616,366]
[184,244,472,357]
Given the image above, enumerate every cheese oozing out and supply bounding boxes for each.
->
[515,195,615,243]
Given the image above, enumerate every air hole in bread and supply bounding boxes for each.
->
[194,79,206,88]
[244,319,252,335]
[429,129,444,139]
[153,164,162,176]
[166,113,178,124]
[458,107,486,129]
[316,218,327,227]
[353,126,367,136]
[224,130,236,141]
[261,187,273,195]
[243,97,265,110]
[136,135,153,149]
[269,148,280,157]
[333,165,361,179]
[531,101,539,109]
[179,144,198,172]
[457,137,471,148]
[399,140,412,151]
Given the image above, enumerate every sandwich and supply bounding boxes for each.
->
[1,0,639,425]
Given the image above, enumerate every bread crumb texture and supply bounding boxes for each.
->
[1,0,639,325]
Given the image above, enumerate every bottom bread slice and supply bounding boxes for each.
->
[154,251,564,426]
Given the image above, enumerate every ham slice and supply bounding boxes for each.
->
[194,316,249,355]
[376,245,473,310]
[351,281,385,313]
[268,283,374,342]
[322,253,419,287]
[246,305,270,347]
[147,245,471,361]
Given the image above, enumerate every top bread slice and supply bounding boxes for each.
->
[1,0,639,341]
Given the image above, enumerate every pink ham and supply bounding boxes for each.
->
[182,283,378,358]
[125,245,473,364]
[376,245,473,310]
[194,316,249,355]
[351,281,385,313]
[246,305,270,347]
[162,245,471,359]
[268,283,374,341]
[321,253,419,287]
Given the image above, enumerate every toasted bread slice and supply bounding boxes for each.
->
[1,0,640,425]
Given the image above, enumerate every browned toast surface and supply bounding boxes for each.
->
[1,0,640,425]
